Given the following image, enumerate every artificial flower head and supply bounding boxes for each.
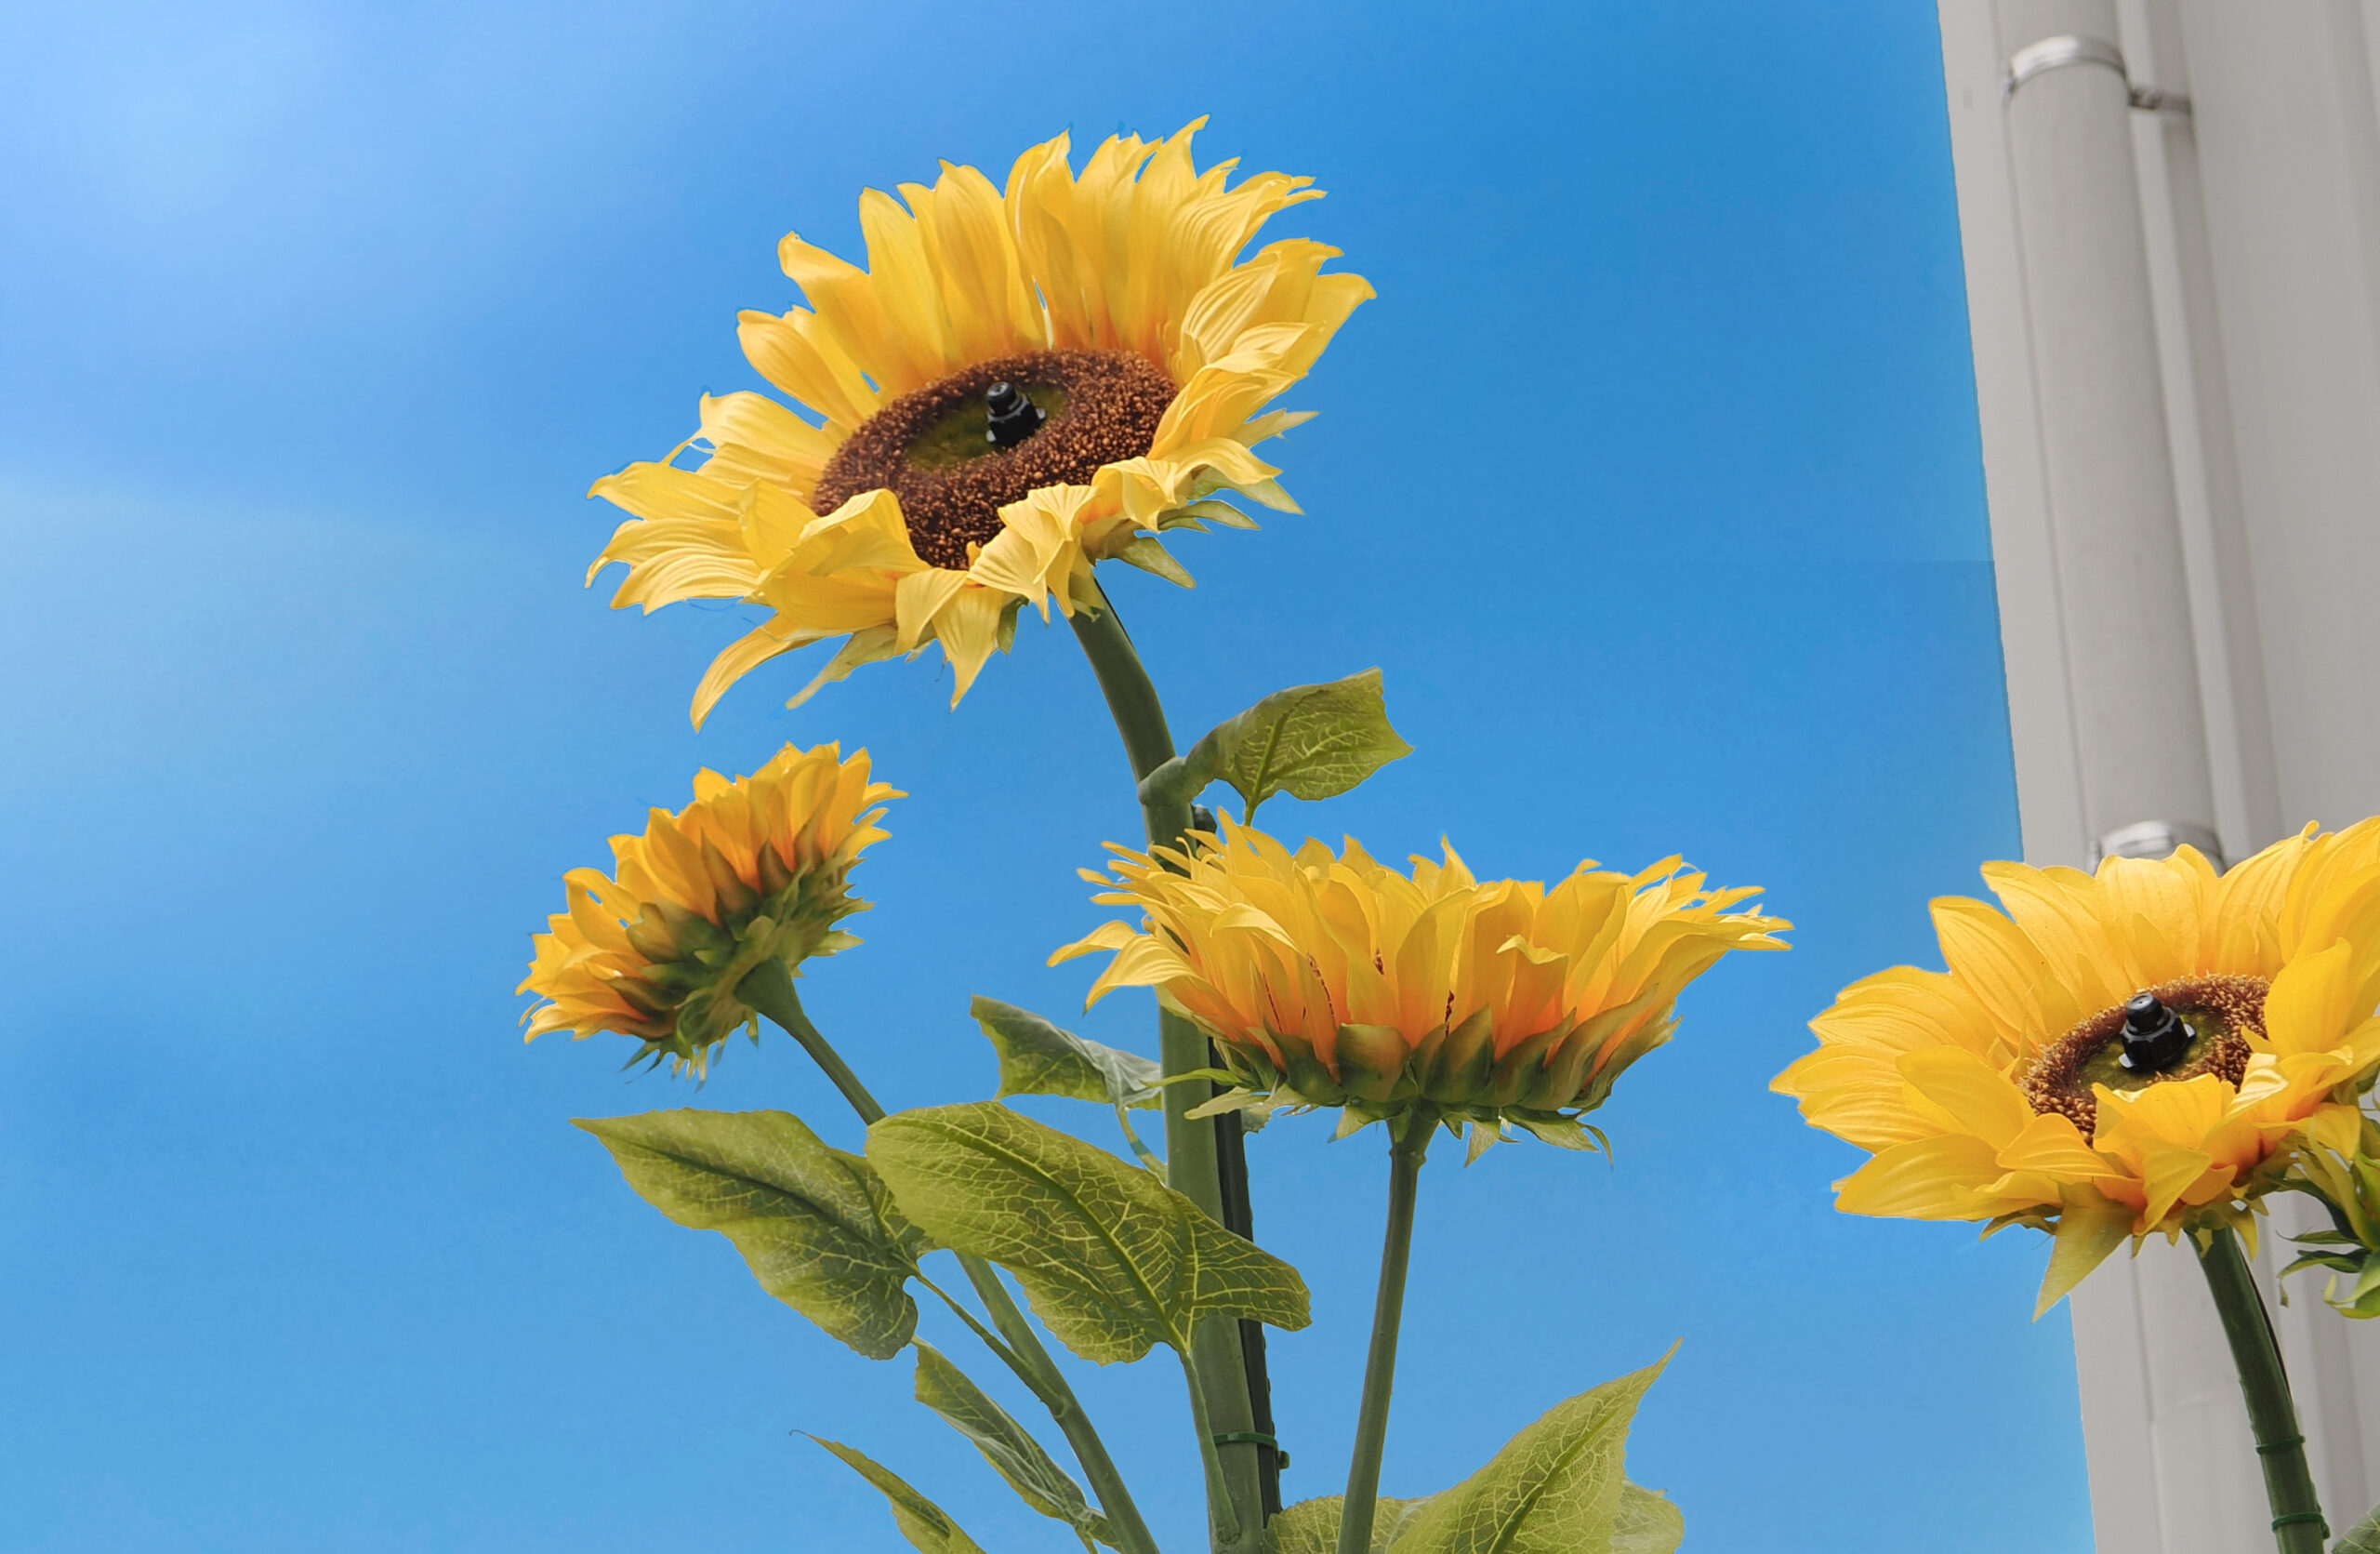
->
[1051,817,1789,1154]
[520,743,898,1075]
[588,120,1371,723]
[1773,819,2380,1314]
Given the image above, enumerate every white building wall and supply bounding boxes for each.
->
[1937,3,2380,1549]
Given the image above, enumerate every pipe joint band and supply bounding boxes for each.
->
[2089,820,2227,871]
[2002,33,2189,113]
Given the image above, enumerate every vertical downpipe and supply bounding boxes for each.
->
[1993,5,2248,1552]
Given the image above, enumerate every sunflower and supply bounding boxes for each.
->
[1773,820,2380,1313]
[519,743,898,1075]
[1051,817,1789,1152]
[588,120,1371,723]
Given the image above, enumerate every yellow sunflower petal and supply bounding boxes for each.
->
[1897,1046,2033,1149]
[1931,896,2082,1046]
[691,619,820,727]
[2264,938,2357,1058]
[1834,1135,2003,1219]
[598,124,1365,713]
[932,586,1009,707]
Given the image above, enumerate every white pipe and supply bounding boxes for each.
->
[1995,0,2216,855]
[1990,6,2261,1551]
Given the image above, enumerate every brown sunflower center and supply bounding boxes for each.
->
[2019,974,2264,1138]
[811,349,1177,571]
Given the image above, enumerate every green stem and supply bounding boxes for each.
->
[739,962,1162,1554]
[2197,1227,2327,1554]
[1180,1348,1244,1550]
[1337,1114,1431,1554]
[1071,590,1270,1549]
[1068,587,1187,841]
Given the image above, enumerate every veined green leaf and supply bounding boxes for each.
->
[973,997,1161,1110]
[1607,1482,1684,1554]
[1141,669,1412,823]
[812,1436,987,1554]
[575,1109,926,1360]
[1269,1481,1671,1554]
[867,1102,1309,1363]
[1391,1349,1674,1554]
[1264,1495,1422,1554]
[2335,1500,2380,1554]
[912,1342,1115,1550]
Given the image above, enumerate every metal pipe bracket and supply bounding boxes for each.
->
[2003,33,2190,114]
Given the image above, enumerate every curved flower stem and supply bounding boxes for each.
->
[1336,1113,1432,1554]
[739,962,1162,1554]
[1180,1348,1243,1550]
[2197,1227,2327,1554]
[1071,587,1272,1548]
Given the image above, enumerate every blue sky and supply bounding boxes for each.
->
[0,3,2085,1550]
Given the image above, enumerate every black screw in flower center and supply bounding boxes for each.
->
[985,381,1046,448]
[2119,991,2192,1073]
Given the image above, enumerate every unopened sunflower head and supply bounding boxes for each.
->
[519,743,899,1076]
[1773,817,2380,1315]
[587,119,1372,724]
[1051,817,1789,1154]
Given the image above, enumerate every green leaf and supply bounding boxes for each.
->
[1264,1496,1422,1554]
[974,997,1161,1110]
[575,1109,926,1360]
[1269,1481,1670,1554]
[912,1342,1116,1550]
[2335,1500,2380,1554]
[1141,669,1413,823]
[867,1102,1310,1363]
[1392,1349,1674,1554]
[1607,1483,1684,1554]
[812,1436,987,1554]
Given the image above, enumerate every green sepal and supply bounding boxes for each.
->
[2281,1252,2364,1277]
[1336,1024,1411,1104]
[810,1436,988,1554]
[867,1101,1310,1364]
[619,861,872,1073]
[1175,498,1260,530]
[1139,668,1413,824]
[1424,1011,1497,1101]
[1570,999,1677,1114]
[1482,1025,1565,1109]
[1113,536,1196,588]
[911,1342,1115,1550]
[575,1109,927,1359]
